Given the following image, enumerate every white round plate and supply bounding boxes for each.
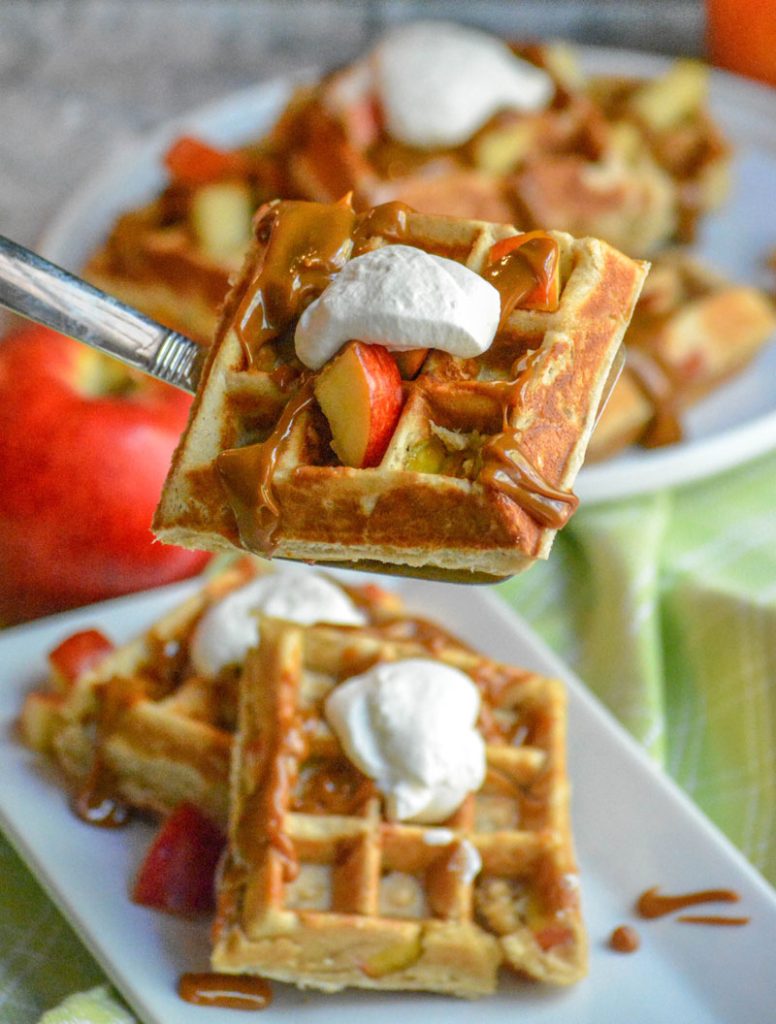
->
[38,47,776,505]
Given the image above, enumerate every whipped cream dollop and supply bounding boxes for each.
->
[324,658,486,824]
[295,244,500,370]
[190,571,366,677]
[354,21,553,149]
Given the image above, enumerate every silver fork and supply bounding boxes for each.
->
[0,234,203,394]
[0,233,625,423]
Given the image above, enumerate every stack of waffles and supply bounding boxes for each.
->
[21,563,587,997]
[589,249,776,459]
[153,200,647,581]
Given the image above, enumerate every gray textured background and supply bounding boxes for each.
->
[1,1,702,249]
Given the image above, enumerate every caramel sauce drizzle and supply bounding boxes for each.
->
[72,678,142,828]
[178,972,272,1010]
[351,200,412,254]
[479,430,579,530]
[637,885,741,919]
[234,199,356,362]
[238,666,307,881]
[217,382,315,555]
[482,234,559,328]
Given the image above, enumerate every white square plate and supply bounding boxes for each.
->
[1,574,775,1022]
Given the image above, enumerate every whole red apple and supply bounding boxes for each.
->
[0,324,208,624]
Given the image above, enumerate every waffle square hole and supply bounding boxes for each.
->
[292,756,374,816]
[473,792,521,833]
[284,863,333,911]
[378,870,429,920]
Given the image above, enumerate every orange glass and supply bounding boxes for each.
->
[707,0,776,87]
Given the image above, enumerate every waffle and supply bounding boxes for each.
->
[84,41,720,351]
[213,617,585,996]
[19,559,423,827]
[85,205,235,344]
[589,60,731,242]
[508,137,678,258]
[154,200,647,581]
[589,250,776,459]
[83,140,286,344]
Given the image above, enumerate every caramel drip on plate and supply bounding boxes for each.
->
[637,885,741,919]
[609,924,640,953]
[217,382,315,555]
[677,914,750,926]
[178,972,272,1010]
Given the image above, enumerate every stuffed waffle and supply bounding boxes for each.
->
[213,617,586,996]
[19,559,431,827]
[153,199,647,580]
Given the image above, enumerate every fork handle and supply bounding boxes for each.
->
[0,234,202,393]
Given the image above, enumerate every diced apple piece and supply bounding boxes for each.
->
[19,691,64,751]
[164,136,246,185]
[342,95,383,150]
[393,348,428,380]
[131,803,224,916]
[470,120,536,174]
[362,935,423,978]
[48,629,115,692]
[314,342,403,468]
[628,59,708,133]
[190,182,254,260]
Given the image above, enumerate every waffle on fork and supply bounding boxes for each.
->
[213,617,585,996]
[154,200,647,581]
[20,559,422,827]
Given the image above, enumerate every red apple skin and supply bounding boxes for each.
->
[314,342,403,468]
[0,325,209,625]
[48,629,115,689]
[393,348,429,380]
[131,802,224,916]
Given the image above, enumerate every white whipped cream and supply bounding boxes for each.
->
[190,570,366,677]
[295,244,500,370]
[324,658,486,824]
[371,21,553,148]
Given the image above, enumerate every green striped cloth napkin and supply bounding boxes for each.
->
[2,450,775,1024]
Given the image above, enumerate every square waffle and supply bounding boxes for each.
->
[20,559,422,828]
[154,200,648,581]
[85,203,234,345]
[213,617,585,996]
[589,250,776,459]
